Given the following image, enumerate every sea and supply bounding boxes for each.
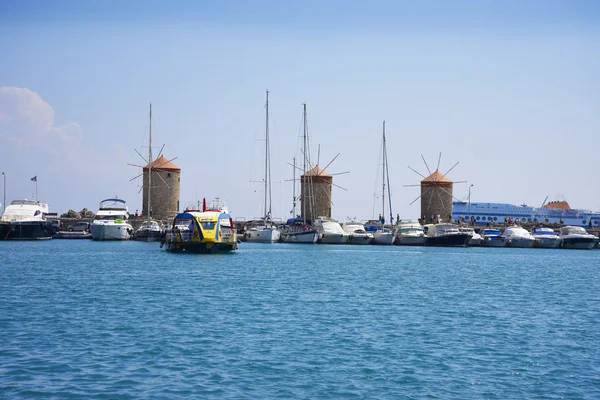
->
[1,240,599,399]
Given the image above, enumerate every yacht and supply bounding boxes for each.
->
[395,221,425,246]
[314,217,348,244]
[559,226,598,249]
[479,228,505,247]
[531,226,561,248]
[0,200,54,240]
[342,221,373,245]
[91,198,134,240]
[133,220,164,242]
[502,225,535,248]
[423,223,470,247]
[280,217,320,244]
[364,221,395,245]
[458,227,483,246]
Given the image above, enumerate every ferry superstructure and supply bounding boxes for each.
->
[452,201,600,228]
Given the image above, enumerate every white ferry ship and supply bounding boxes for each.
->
[452,200,600,228]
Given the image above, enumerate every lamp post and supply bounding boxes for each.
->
[1,172,5,215]
[468,184,473,223]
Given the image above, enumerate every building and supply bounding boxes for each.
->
[301,166,332,223]
[142,156,181,221]
[421,170,453,223]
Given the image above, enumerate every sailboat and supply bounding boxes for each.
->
[244,91,281,243]
[366,121,395,245]
[133,103,165,242]
[280,103,320,244]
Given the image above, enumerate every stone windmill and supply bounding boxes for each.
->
[405,153,465,223]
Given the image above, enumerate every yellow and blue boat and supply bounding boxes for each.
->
[162,198,238,253]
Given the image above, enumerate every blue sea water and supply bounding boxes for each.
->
[1,241,599,399]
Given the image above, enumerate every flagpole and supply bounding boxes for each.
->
[35,176,38,202]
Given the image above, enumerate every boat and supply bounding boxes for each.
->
[342,221,373,245]
[133,220,164,241]
[0,200,54,240]
[132,103,165,242]
[280,217,320,243]
[314,217,348,244]
[423,223,471,247]
[559,226,598,249]
[502,225,535,248]
[531,226,561,248]
[452,200,600,228]
[90,198,134,240]
[395,221,425,246]
[162,198,238,253]
[367,121,395,246]
[458,226,483,246]
[479,228,505,247]
[244,91,281,243]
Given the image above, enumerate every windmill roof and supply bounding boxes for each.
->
[143,155,181,172]
[302,166,331,177]
[421,170,452,183]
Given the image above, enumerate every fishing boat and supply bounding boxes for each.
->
[559,226,598,249]
[244,91,281,243]
[531,226,561,248]
[162,198,238,253]
[0,199,54,240]
[368,121,395,246]
[91,198,134,240]
[133,103,164,242]
[395,221,425,245]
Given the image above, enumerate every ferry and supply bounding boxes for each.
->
[452,200,600,228]
[162,198,238,253]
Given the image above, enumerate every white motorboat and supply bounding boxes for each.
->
[480,228,505,247]
[133,220,164,242]
[458,227,483,246]
[91,198,133,241]
[342,221,373,245]
[395,221,425,246]
[559,226,598,249]
[314,217,348,244]
[531,226,561,248]
[502,225,535,248]
[0,199,54,240]
[423,223,471,247]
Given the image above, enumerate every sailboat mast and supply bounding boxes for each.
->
[147,102,152,220]
[292,157,296,216]
[384,122,393,224]
[264,90,270,219]
[382,120,385,223]
[302,103,307,220]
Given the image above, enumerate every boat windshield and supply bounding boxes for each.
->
[200,222,216,230]
[401,228,422,235]
[564,227,588,235]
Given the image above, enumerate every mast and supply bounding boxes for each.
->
[302,103,307,220]
[292,157,296,216]
[264,90,271,220]
[147,103,152,220]
[382,120,385,224]
[384,121,393,225]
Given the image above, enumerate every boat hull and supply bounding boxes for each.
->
[371,232,395,245]
[561,237,598,250]
[481,238,505,247]
[424,233,471,247]
[468,237,483,246]
[281,231,319,244]
[0,221,53,240]
[347,234,372,245]
[91,223,133,241]
[533,237,561,248]
[505,237,535,248]
[244,228,281,243]
[133,229,163,242]
[164,240,238,253]
[396,235,425,246]
[319,233,348,244]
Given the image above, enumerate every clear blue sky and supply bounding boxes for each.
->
[1,0,599,221]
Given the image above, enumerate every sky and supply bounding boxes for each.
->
[1,0,599,222]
